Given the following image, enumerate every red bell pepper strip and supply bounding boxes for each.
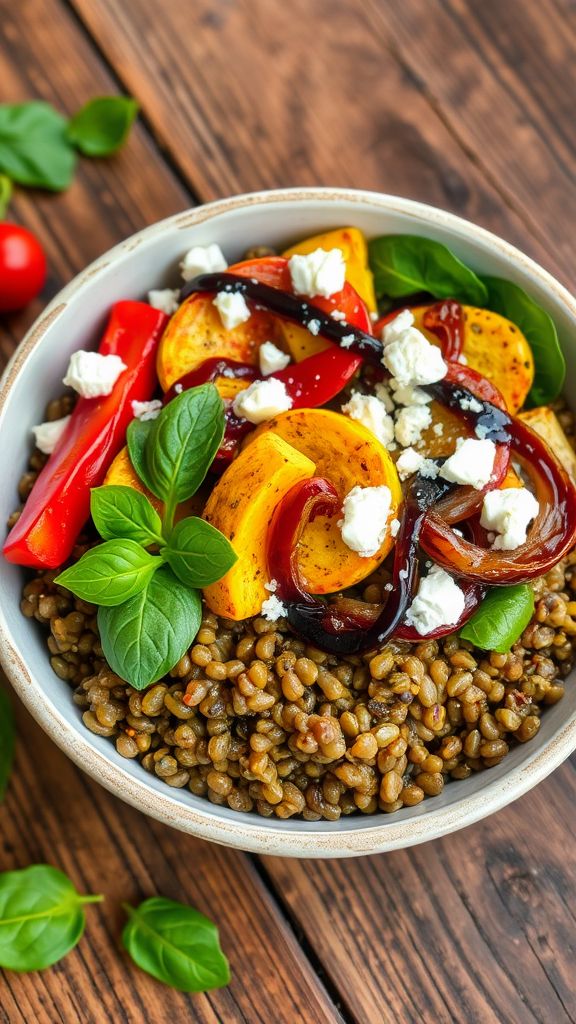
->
[267,478,340,602]
[3,301,167,568]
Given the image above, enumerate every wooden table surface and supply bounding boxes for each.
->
[1,1,575,1021]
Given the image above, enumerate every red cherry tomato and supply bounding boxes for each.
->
[0,223,47,313]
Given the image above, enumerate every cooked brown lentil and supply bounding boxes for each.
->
[11,394,576,820]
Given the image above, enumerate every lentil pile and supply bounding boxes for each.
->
[11,397,576,821]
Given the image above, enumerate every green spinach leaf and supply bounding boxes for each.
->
[0,865,102,972]
[67,97,139,157]
[460,584,534,653]
[0,103,76,190]
[144,385,224,518]
[368,234,488,305]
[0,687,15,803]
[480,275,565,406]
[163,517,237,588]
[98,566,202,690]
[122,896,230,992]
[91,486,164,547]
[55,540,161,606]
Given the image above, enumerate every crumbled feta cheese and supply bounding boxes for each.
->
[174,383,183,394]
[331,309,346,321]
[288,248,346,298]
[338,484,393,557]
[390,518,400,538]
[381,310,447,386]
[180,243,227,281]
[63,351,127,398]
[396,446,439,481]
[31,415,70,454]
[404,565,466,635]
[232,378,292,424]
[264,579,278,593]
[132,399,163,422]
[395,405,432,447]
[340,333,355,349]
[307,319,321,335]
[373,382,395,413]
[147,289,179,315]
[261,594,287,621]
[341,393,394,447]
[439,438,496,489]
[259,341,291,376]
[213,291,251,330]
[480,487,539,550]
[389,378,433,407]
[459,395,483,414]
[433,422,444,437]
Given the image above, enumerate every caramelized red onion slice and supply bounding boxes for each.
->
[422,300,464,362]
[267,478,340,603]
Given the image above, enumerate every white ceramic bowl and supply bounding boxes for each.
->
[1,188,575,858]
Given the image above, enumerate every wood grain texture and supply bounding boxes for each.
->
[1,0,576,1022]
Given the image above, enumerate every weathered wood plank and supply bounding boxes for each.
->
[67,0,568,279]
[0,698,346,1024]
[263,763,576,1024]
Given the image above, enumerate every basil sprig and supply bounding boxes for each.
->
[0,865,102,972]
[480,275,565,406]
[368,234,488,306]
[122,897,230,992]
[55,385,236,690]
[0,687,15,803]
[67,97,139,157]
[460,584,535,653]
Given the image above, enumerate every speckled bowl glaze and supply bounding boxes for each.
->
[1,189,575,858]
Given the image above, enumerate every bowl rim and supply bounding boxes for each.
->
[1,185,576,858]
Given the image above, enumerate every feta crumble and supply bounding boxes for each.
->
[433,422,444,437]
[264,579,279,593]
[213,291,251,330]
[340,333,355,349]
[404,565,466,635]
[147,289,179,315]
[261,594,287,621]
[288,248,346,298]
[374,382,395,413]
[395,405,432,447]
[339,484,393,557]
[32,415,70,454]
[331,309,346,322]
[307,319,321,335]
[180,243,227,281]
[63,351,127,399]
[439,438,496,489]
[132,399,163,422]
[390,518,400,537]
[459,395,483,414]
[480,487,539,550]
[341,393,394,447]
[396,447,438,481]
[259,341,291,376]
[381,310,447,386]
[232,378,292,424]
[390,379,432,407]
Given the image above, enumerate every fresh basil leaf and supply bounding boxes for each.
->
[0,102,76,191]
[122,897,230,992]
[480,275,566,406]
[368,234,488,305]
[55,539,161,606]
[67,96,139,157]
[91,486,164,547]
[0,865,102,972]
[144,385,224,505]
[127,417,157,493]
[0,175,12,218]
[98,566,202,689]
[0,687,15,803]
[460,584,534,654]
[164,517,237,588]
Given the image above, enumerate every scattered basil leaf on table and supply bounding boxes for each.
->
[126,417,157,493]
[0,102,76,191]
[0,687,15,803]
[460,584,535,654]
[98,566,202,690]
[144,385,224,516]
[122,897,230,992]
[0,865,102,972]
[55,539,161,606]
[480,275,566,406]
[91,485,164,547]
[67,97,139,157]
[164,517,237,588]
[368,234,488,306]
